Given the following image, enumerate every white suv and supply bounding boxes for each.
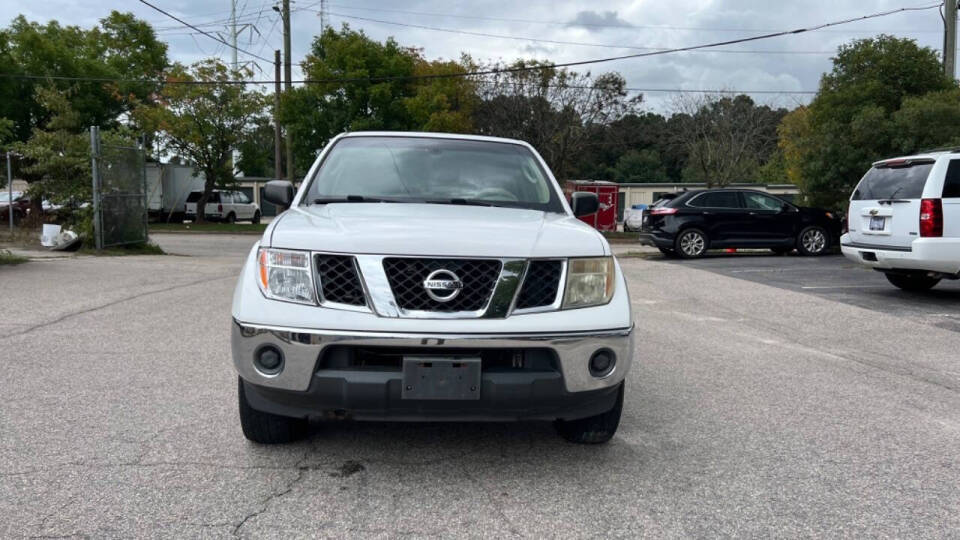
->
[185,190,261,223]
[841,152,960,290]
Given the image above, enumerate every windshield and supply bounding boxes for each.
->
[0,192,21,203]
[303,136,564,212]
[852,162,933,200]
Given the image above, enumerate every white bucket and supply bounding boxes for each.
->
[41,224,61,247]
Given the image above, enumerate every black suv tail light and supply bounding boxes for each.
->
[919,198,943,237]
[650,207,678,216]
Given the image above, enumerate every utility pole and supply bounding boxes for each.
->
[274,50,283,180]
[229,0,238,72]
[946,0,957,80]
[282,0,294,180]
[6,151,12,232]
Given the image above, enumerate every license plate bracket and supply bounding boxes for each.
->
[869,216,885,231]
[401,357,481,400]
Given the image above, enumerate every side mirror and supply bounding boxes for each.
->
[781,203,794,213]
[571,192,599,217]
[263,180,295,208]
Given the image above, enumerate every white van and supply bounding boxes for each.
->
[184,190,261,223]
[841,152,960,290]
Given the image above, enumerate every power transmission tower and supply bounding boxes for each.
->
[318,0,330,30]
[946,0,957,79]
[282,0,294,180]
[229,0,238,71]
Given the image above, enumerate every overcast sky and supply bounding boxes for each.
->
[2,0,951,112]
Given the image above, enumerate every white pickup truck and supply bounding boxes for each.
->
[842,151,960,290]
[231,132,634,445]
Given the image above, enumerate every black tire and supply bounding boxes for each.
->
[252,210,261,224]
[226,212,236,224]
[674,228,709,259]
[797,226,829,256]
[658,247,676,257]
[555,383,624,444]
[771,247,792,255]
[884,272,941,292]
[238,378,309,444]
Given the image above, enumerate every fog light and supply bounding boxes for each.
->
[589,349,616,377]
[254,345,284,376]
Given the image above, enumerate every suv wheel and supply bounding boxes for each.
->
[225,212,236,224]
[675,229,708,259]
[885,272,941,291]
[554,383,624,444]
[252,210,261,224]
[797,226,829,256]
[238,378,309,444]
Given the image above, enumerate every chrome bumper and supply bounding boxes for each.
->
[232,320,634,393]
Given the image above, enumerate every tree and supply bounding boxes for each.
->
[279,25,477,174]
[236,117,279,178]
[609,149,668,182]
[779,36,954,209]
[0,12,168,142]
[134,60,265,222]
[473,60,641,178]
[670,94,786,186]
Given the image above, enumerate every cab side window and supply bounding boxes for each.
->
[943,160,960,198]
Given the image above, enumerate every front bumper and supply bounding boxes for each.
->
[840,234,960,276]
[233,320,634,394]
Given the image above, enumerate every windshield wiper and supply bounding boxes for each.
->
[424,198,499,207]
[312,195,391,204]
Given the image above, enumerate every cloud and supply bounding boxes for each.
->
[566,10,632,32]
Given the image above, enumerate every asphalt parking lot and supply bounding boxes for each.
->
[2,236,959,537]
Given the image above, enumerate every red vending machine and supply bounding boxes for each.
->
[564,181,619,232]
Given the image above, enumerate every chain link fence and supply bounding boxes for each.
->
[90,127,148,249]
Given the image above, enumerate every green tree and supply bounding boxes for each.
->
[891,89,960,154]
[279,25,476,174]
[135,60,265,222]
[609,149,668,182]
[780,36,954,209]
[237,117,279,178]
[0,12,168,142]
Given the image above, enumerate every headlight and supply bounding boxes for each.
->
[257,248,316,304]
[562,257,616,309]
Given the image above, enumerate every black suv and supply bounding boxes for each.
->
[638,189,841,258]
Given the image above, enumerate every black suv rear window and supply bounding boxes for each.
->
[852,162,933,200]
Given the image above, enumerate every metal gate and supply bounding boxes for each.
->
[90,126,148,249]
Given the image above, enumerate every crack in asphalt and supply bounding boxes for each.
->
[0,274,234,341]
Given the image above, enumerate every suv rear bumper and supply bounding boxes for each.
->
[637,231,673,248]
[840,234,960,275]
[232,320,633,419]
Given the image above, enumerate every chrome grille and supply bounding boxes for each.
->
[515,260,562,309]
[382,258,502,312]
[315,255,366,306]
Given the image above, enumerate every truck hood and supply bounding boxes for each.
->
[267,203,608,258]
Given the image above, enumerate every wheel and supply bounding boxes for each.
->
[554,383,624,444]
[884,272,941,291]
[252,210,261,224]
[226,212,236,224]
[675,228,708,259]
[797,226,829,256]
[658,247,676,257]
[771,247,792,255]
[238,378,309,444]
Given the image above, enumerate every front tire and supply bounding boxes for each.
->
[238,378,309,444]
[252,210,261,224]
[675,228,709,259]
[797,226,829,256]
[884,272,941,291]
[555,383,624,444]
[225,212,236,224]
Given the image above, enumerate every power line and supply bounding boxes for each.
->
[325,11,835,55]
[6,3,938,91]
[325,2,943,34]
[138,0,273,64]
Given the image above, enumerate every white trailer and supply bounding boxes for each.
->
[146,163,205,222]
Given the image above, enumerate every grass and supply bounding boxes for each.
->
[80,241,166,256]
[0,249,28,265]
[150,222,268,234]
